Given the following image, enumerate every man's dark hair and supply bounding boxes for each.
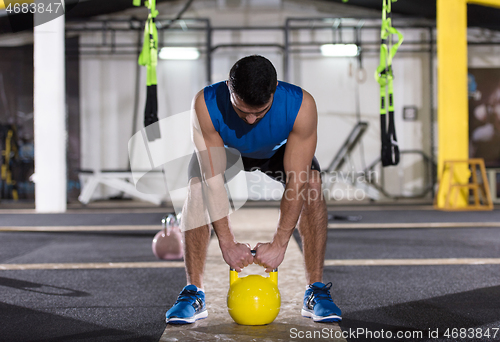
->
[228,55,277,107]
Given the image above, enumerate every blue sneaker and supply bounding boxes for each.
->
[166,285,208,324]
[302,282,342,323]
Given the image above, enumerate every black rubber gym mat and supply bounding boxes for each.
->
[0,268,186,342]
[327,209,500,224]
[0,212,167,226]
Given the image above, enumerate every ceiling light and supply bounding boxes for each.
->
[320,44,359,57]
[159,47,200,60]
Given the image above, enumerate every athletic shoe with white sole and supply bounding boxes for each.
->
[302,282,342,323]
[166,285,208,324]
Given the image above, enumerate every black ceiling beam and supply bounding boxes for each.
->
[326,0,500,30]
[325,0,436,18]
[1,0,500,34]
[64,0,172,20]
[467,3,500,30]
[0,0,173,34]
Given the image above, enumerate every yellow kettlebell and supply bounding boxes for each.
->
[227,250,281,325]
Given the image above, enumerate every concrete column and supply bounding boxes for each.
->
[33,5,67,212]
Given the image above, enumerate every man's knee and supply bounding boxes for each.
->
[182,177,210,231]
[188,177,204,199]
[305,170,323,200]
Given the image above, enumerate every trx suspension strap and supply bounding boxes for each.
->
[375,0,403,167]
[134,0,161,141]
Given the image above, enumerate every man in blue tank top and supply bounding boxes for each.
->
[166,55,341,324]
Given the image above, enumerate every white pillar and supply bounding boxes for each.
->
[33,7,67,212]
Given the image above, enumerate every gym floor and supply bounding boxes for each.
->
[1,204,500,342]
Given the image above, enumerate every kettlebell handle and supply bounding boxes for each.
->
[229,249,278,273]
[250,249,278,272]
[161,213,177,235]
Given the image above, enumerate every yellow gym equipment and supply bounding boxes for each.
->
[434,159,493,211]
[436,0,500,208]
[1,126,19,201]
[227,252,281,326]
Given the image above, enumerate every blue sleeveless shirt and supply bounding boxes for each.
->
[204,81,303,159]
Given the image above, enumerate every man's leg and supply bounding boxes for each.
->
[180,177,211,289]
[296,169,327,285]
[297,169,341,322]
[166,177,210,324]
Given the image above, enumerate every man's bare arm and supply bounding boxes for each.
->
[253,90,318,271]
[191,91,254,271]
[277,90,318,243]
